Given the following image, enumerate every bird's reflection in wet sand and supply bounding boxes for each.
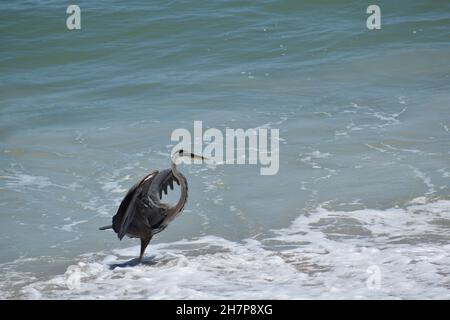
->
[109,255,158,269]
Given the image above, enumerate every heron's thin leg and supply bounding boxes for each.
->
[139,235,152,262]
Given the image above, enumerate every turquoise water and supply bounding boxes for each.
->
[1,1,450,298]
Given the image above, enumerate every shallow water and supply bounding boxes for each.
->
[1,0,450,299]
[1,199,449,299]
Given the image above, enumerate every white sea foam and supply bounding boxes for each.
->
[371,107,407,127]
[410,166,436,196]
[440,123,449,133]
[1,200,449,299]
[100,176,130,194]
[59,220,89,232]
[0,173,53,190]
[365,144,386,153]
[437,168,450,178]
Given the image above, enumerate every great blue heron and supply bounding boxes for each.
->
[99,149,207,261]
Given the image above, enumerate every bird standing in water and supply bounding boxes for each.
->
[99,149,207,261]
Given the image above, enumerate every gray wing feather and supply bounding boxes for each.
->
[112,171,158,239]
[111,169,181,240]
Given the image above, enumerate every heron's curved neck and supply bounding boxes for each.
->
[168,159,188,219]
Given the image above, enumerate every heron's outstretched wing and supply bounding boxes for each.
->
[112,169,182,240]
[148,168,180,202]
[112,171,158,240]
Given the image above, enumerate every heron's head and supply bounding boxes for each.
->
[172,149,208,164]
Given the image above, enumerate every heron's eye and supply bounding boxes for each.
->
[179,149,184,155]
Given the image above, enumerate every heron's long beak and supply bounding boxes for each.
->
[184,152,208,161]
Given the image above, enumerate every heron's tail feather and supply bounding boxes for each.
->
[99,225,113,230]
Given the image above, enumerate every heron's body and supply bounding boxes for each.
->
[100,150,203,261]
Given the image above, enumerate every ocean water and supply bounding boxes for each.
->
[1,0,450,299]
